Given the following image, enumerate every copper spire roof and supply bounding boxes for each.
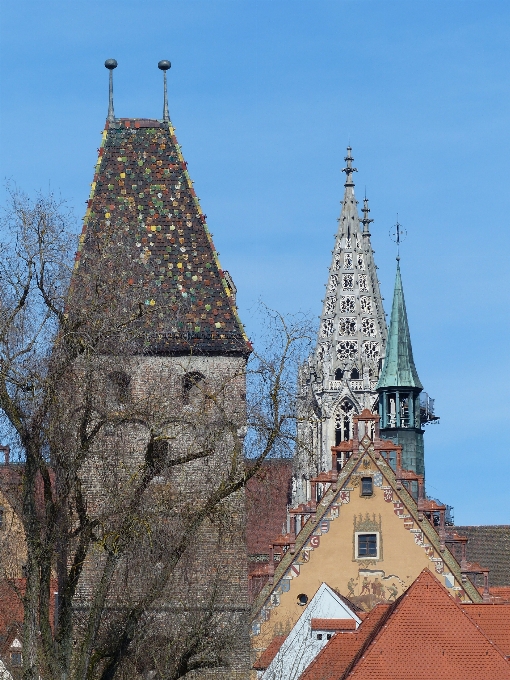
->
[70,116,249,356]
[377,261,422,389]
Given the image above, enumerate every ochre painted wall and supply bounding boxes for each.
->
[253,456,466,650]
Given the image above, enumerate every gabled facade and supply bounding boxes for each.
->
[294,148,387,501]
[256,583,361,680]
[251,411,482,663]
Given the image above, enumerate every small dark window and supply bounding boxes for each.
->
[107,371,131,405]
[327,633,332,640]
[297,593,308,606]
[316,633,323,640]
[11,652,21,666]
[361,477,373,496]
[350,368,360,379]
[335,368,343,380]
[182,372,206,405]
[358,533,377,558]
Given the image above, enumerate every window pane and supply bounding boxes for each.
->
[361,477,373,495]
[358,533,377,557]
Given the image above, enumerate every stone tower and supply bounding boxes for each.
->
[65,63,252,678]
[294,148,387,502]
[377,260,425,475]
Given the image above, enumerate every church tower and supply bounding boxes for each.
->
[294,148,387,500]
[377,259,425,475]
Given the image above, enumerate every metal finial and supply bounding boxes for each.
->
[105,59,117,122]
[342,146,358,188]
[389,214,407,260]
[361,196,374,234]
[158,60,171,122]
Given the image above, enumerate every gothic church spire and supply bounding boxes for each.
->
[295,148,388,480]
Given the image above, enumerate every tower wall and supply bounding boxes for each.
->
[68,353,250,678]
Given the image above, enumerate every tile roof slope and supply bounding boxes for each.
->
[252,634,287,670]
[311,619,357,631]
[70,118,249,356]
[246,459,293,558]
[342,569,510,680]
[454,525,510,586]
[299,605,391,680]
[461,603,510,656]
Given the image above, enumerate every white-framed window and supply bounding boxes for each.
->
[355,532,380,559]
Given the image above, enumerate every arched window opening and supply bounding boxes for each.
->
[350,367,360,380]
[182,371,207,406]
[335,399,354,446]
[107,371,131,406]
[335,368,343,381]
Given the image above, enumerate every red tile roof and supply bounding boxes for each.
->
[461,604,510,656]
[311,619,357,631]
[342,569,510,679]
[299,605,391,680]
[252,634,287,670]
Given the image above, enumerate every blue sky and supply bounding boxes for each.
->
[1,0,509,524]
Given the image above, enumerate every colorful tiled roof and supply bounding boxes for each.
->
[341,569,510,679]
[70,118,249,356]
[252,634,287,670]
[453,525,510,586]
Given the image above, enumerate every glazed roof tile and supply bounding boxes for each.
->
[69,118,249,356]
[342,569,510,679]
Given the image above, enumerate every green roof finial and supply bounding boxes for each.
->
[377,261,422,390]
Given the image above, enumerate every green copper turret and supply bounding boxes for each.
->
[377,261,425,475]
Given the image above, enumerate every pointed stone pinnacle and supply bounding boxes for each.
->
[342,146,358,187]
[362,197,374,234]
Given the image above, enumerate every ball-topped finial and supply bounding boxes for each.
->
[158,60,171,71]
[105,59,118,70]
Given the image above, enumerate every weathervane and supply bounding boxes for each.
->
[389,215,407,260]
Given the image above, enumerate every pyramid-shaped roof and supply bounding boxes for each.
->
[69,117,249,356]
[377,262,422,389]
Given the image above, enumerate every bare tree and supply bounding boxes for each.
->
[0,187,314,680]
